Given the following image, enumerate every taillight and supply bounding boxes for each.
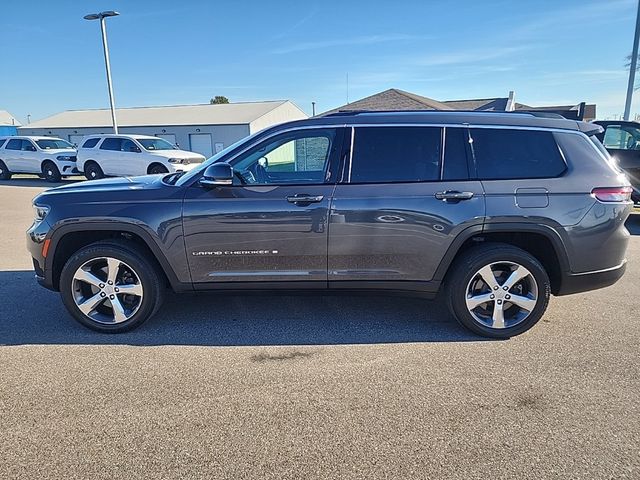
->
[591,186,633,202]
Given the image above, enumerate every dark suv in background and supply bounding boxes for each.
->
[594,120,640,204]
[27,111,632,338]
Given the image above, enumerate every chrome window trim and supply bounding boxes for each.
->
[184,122,594,187]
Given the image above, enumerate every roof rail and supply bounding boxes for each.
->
[321,109,568,119]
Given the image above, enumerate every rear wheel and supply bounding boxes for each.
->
[42,161,62,182]
[0,160,11,180]
[59,241,164,333]
[84,161,104,180]
[446,243,551,338]
[149,164,169,175]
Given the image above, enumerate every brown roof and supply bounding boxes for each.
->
[322,88,453,115]
[515,103,597,120]
[443,97,509,111]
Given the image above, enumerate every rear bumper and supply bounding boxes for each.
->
[556,261,627,296]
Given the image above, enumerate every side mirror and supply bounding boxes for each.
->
[200,162,233,187]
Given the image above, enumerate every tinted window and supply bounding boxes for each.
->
[232,129,336,185]
[443,127,469,180]
[349,127,441,183]
[99,138,122,151]
[0,139,6,148]
[603,125,640,150]
[470,128,565,180]
[121,139,140,152]
[5,139,21,150]
[22,140,37,151]
[82,138,100,149]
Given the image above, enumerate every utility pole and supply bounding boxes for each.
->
[624,0,640,121]
[84,11,120,133]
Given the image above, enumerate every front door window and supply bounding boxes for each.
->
[603,125,640,150]
[232,129,336,185]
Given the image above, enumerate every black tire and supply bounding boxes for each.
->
[446,243,551,339]
[0,160,11,180]
[84,161,104,180]
[59,240,164,333]
[149,164,169,175]
[42,161,62,183]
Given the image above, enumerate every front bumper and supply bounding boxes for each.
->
[556,261,627,296]
[26,219,55,290]
[57,160,79,176]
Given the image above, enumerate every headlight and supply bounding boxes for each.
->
[34,205,50,222]
[56,155,77,162]
[168,158,186,164]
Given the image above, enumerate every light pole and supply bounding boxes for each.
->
[84,10,120,133]
[624,0,640,121]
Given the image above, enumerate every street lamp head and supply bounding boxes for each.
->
[84,11,120,20]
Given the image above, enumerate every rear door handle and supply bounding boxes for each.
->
[286,194,324,204]
[434,190,474,201]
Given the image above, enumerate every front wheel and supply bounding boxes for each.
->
[446,243,551,338]
[59,241,164,333]
[149,164,169,175]
[42,161,62,182]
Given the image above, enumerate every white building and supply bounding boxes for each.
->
[18,100,307,157]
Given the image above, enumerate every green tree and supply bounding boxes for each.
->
[210,96,230,104]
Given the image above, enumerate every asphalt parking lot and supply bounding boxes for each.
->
[0,177,639,479]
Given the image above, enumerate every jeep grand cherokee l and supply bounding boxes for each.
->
[27,111,633,338]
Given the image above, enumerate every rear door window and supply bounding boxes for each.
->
[348,126,441,183]
[470,128,566,180]
[82,138,100,149]
[99,138,122,151]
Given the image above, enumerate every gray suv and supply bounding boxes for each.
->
[27,111,633,338]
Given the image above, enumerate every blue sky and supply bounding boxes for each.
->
[1,0,639,123]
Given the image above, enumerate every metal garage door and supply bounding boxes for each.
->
[68,135,84,147]
[189,133,213,157]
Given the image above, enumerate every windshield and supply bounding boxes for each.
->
[176,132,261,186]
[35,139,74,150]
[137,138,176,151]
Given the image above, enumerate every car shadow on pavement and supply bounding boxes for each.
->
[0,271,485,346]
[0,177,84,188]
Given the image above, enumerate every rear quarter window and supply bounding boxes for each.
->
[5,139,22,150]
[470,128,566,180]
[82,138,100,149]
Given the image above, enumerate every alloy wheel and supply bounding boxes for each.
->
[465,261,538,329]
[71,257,144,324]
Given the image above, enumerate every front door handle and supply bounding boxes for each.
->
[286,194,324,204]
[434,190,474,201]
